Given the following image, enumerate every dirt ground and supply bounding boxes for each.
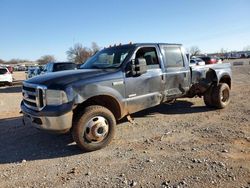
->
[0,61,249,188]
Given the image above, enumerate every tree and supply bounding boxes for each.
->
[220,48,227,53]
[8,59,22,64]
[37,55,56,65]
[0,59,5,64]
[189,46,201,56]
[91,42,100,54]
[243,45,250,51]
[67,43,92,64]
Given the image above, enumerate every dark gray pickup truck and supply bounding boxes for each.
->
[21,43,232,151]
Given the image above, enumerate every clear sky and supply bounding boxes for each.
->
[0,0,250,61]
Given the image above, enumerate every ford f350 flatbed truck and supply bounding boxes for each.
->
[21,43,232,151]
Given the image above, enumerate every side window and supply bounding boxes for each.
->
[163,47,184,68]
[135,47,160,69]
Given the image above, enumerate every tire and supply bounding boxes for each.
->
[72,105,116,151]
[212,83,230,109]
[203,86,214,107]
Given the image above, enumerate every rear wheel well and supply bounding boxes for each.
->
[219,75,231,88]
[206,70,231,89]
[206,69,217,83]
[73,95,122,121]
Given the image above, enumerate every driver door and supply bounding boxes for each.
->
[125,46,164,114]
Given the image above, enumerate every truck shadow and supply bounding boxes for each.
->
[132,99,214,118]
[0,85,22,93]
[0,100,214,164]
[0,116,82,164]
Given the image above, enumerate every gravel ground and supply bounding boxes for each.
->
[0,63,249,188]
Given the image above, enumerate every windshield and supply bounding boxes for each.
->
[0,68,7,74]
[80,46,134,69]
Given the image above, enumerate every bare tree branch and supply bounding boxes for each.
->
[188,46,201,56]
[37,55,56,65]
[243,45,250,51]
[67,42,100,64]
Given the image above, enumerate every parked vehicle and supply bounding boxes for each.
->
[6,66,14,74]
[76,64,82,69]
[199,56,218,64]
[26,66,44,79]
[26,67,36,79]
[216,57,223,64]
[190,57,205,66]
[16,66,27,71]
[21,43,232,151]
[0,67,13,86]
[34,66,44,76]
[43,62,76,73]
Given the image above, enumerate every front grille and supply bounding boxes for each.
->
[22,82,47,111]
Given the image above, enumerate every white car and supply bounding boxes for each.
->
[0,67,13,86]
[190,57,206,66]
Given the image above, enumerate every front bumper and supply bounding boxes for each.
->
[21,102,73,133]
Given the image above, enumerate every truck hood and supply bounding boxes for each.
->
[25,69,116,89]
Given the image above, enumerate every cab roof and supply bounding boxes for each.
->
[105,43,182,49]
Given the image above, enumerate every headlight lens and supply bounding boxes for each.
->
[45,89,68,105]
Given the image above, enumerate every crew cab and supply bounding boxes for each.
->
[21,43,232,151]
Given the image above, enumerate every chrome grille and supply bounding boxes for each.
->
[22,82,47,111]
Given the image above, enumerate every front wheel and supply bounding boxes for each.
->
[72,105,116,151]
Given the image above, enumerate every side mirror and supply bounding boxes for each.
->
[131,58,147,76]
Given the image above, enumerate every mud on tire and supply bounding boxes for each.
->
[203,85,214,107]
[212,83,230,109]
[72,105,116,152]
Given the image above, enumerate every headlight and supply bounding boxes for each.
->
[45,89,68,105]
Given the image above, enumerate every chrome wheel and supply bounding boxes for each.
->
[72,105,116,151]
[84,116,109,143]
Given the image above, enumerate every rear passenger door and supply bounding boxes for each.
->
[160,45,190,98]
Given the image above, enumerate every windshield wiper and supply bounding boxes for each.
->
[103,65,119,68]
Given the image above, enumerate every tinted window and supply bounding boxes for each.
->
[135,47,160,69]
[200,57,210,61]
[162,47,184,68]
[53,63,76,72]
[0,68,7,74]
